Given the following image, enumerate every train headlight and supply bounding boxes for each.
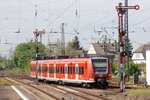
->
[90,74,94,77]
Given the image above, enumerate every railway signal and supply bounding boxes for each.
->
[33,29,45,82]
[116,3,139,92]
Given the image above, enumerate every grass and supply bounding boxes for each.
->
[127,89,150,95]
[0,80,15,86]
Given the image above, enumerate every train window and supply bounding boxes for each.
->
[61,67,64,74]
[56,67,59,73]
[43,67,45,73]
[79,67,84,75]
[39,66,41,73]
[49,67,54,73]
[68,67,73,74]
[73,67,75,74]
[42,67,44,73]
[60,67,62,74]
[82,67,84,74]
[45,66,48,73]
[92,59,107,74]
[68,67,70,74]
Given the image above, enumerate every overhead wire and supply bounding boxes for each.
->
[44,0,78,30]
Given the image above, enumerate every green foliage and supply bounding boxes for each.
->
[112,61,142,76]
[111,62,118,75]
[0,56,10,70]
[12,41,46,72]
[72,36,82,50]
[66,36,83,55]
[124,61,142,76]
[0,81,15,86]
[127,89,150,95]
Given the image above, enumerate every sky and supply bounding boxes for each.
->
[0,0,150,58]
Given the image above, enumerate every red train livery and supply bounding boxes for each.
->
[30,57,111,88]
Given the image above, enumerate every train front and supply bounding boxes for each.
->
[91,58,111,88]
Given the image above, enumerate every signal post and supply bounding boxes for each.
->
[33,29,45,81]
[116,3,139,92]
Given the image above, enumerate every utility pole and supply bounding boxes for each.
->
[116,3,139,92]
[101,35,109,57]
[61,23,65,55]
[49,23,66,55]
[33,29,45,82]
[124,0,130,81]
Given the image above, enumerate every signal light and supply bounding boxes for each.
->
[129,51,133,58]
[120,51,127,57]
[122,9,126,14]
[120,42,124,47]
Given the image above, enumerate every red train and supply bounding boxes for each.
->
[30,57,111,88]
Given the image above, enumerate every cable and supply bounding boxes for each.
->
[44,0,78,30]
[129,16,150,26]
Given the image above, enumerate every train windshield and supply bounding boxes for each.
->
[92,59,107,74]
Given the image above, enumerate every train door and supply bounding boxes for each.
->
[78,62,87,80]
[75,64,79,81]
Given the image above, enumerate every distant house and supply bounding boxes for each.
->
[132,43,150,64]
[87,43,118,61]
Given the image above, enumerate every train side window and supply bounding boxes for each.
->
[45,66,48,73]
[82,67,84,75]
[73,67,75,74]
[68,67,72,74]
[79,67,84,75]
[62,67,63,74]
[56,67,59,73]
[60,67,62,74]
[42,67,44,73]
[62,67,64,74]
[39,66,41,73]
[49,67,54,73]
[79,67,81,75]
[61,67,64,74]
[43,67,45,73]
[68,67,70,74]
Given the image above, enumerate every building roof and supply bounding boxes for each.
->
[92,43,117,55]
[134,43,150,59]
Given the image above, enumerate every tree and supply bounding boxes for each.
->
[12,41,46,72]
[111,60,142,76]
[111,62,118,75]
[72,36,82,50]
[124,61,142,76]
[66,36,83,55]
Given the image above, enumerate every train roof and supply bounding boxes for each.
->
[30,57,107,64]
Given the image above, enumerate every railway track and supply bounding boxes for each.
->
[5,77,114,100]
[4,77,59,100]
[52,85,112,100]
